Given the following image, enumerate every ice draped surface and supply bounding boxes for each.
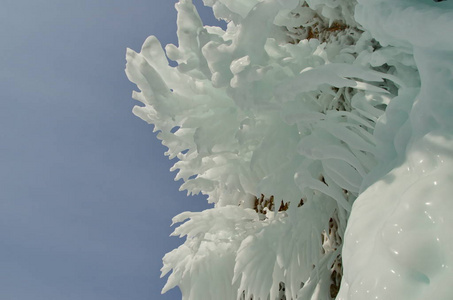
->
[338,1,453,299]
[125,0,453,299]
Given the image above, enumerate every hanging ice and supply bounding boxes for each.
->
[125,0,453,299]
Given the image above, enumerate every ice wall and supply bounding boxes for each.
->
[338,1,453,299]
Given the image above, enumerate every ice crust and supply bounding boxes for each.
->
[125,0,453,299]
[339,132,453,300]
[338,1,453,299]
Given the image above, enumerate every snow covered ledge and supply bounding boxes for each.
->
[338,1,453,299]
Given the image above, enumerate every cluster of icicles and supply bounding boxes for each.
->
[125,0,424,299]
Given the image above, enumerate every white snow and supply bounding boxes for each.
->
[126,0,453,299]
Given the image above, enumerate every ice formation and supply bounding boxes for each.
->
[125,0,453,299]
[337,1,453,299]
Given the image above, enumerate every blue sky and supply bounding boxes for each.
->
[0,1,222,299]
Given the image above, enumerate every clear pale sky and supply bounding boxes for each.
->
[0,1,222,299]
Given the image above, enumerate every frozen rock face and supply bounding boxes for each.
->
[338,1,453,300]
[125,0,453,299]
